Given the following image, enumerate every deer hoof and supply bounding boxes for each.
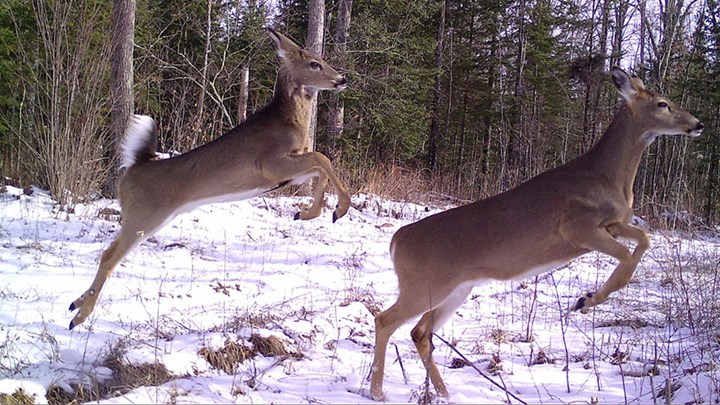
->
[69,302,76,311]
[332,206,349,222]
[573,292,593,311]
[69,320,76,330]
[294,212,301,220]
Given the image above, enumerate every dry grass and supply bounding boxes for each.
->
[340,288,383,316]
[0,390,34,405]
[198,334,302,375]
[250,334,302,359]
[209,312,281,333]
[486,352,503,376]
[44,339,175,405]
[198,340,255,374]
[351,163,479,206]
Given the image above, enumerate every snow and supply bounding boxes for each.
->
[1,184,719,404]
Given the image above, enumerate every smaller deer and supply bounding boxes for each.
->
[68,28,350,330]
[368,67,704,400]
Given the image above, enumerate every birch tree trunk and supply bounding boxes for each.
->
[237,65,250,124]
[305,0,325,153]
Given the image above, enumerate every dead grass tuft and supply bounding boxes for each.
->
[597,318,653,329]
[448,357,471,369]
[211,312,280,333]
[489,328,508,344]
[46,385,94,405]
[97,207,121,222]
[529,349,556,365]
[487,353,503,375]
[250,334,302,359]
[0,389,34,405]
[45,339,175,404]
[340,288,383,316]
[102,357,175,396]
[409,383,443,405]
[199,333,302,375]
[198,340,255,374]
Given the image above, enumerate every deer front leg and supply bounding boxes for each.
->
[571,223,650,311]
[304,152,350,222]
[294,169,329,220]
[269,152,351,222]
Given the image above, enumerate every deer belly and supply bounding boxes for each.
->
[176,188,266,215]
[512,258,574,281]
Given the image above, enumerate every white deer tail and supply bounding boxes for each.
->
[120,115,158,170]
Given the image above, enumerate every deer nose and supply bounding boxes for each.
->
[695,122,704,131]
[333,76,348,91]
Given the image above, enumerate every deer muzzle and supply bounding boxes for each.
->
[689,121,704,137]
[334,76,348,92]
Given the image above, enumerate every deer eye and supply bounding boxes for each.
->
[310,61,322,70]
[657,101,668,108]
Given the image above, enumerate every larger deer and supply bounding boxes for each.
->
[68,28,350,330]
[368,67,704,400]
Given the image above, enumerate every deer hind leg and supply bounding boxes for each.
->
[370,292,434,401]
[410,283,473,398]
[68,208,174,330]
[68,227,143,329]
[572,223,650,311]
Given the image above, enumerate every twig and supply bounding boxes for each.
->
[433,333,527,405]
[549,272,571,393]
[392,343,409,384]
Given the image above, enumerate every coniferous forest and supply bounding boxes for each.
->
[0,0,718,227]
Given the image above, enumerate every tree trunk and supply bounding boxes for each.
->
[327,0,352,158]
[427,0,446,173]
[107,0,135,196]
[197,0,212,136]
[509,0,527,184]
[305,0,325,153]
[588,0,610,148]
[705,109,719,222]
[237,65,249,124]
[634,0,648,212]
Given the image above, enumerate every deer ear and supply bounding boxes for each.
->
[267,28,301,61]
[611,67,642,102]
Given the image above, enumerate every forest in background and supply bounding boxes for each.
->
[0,0,718,227]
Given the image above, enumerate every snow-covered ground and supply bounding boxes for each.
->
[1,185,719,404]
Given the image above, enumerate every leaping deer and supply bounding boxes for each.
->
[68,28,351,330]
[368,67,704,400]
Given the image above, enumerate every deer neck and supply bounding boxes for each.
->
[272,71,316,135]
[584,105,654,205]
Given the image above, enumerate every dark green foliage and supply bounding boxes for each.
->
[340,0,437,164]
[0,1,34,164]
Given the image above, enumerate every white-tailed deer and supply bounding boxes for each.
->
[368,67,704,400]
[68,28,350,330]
